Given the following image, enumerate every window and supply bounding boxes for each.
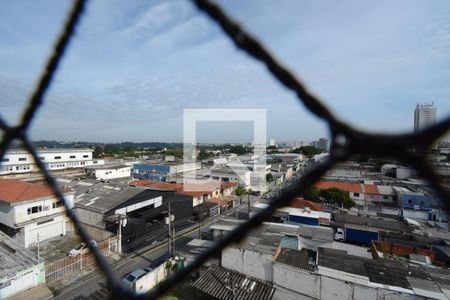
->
[408,199,412,204]
[53,202,63,209]
[1,158,9,162]
[18,157,27,161]
[383,195,389,200]
[27,205,43,214]
[83,155,89,158]
[354,193,360,197]
[54,156,61,159]
[39,157,45,160]
[70,155,76,159]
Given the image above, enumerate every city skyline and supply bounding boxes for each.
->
[1,0,450,142]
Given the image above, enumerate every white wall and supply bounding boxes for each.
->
[222,247,273,281]
[0,149,100,175]
[273,262,320,299]
[12,193,74,225]
[93,167,131,180]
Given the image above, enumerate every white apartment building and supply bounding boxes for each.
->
[414,103,436,132]
[0,148,104,175]
[0,179,75,248]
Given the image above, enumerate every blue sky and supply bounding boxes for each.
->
[1,0,449,143]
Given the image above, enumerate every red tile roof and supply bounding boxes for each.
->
[207,197,233,206]
[0,179,69,204]
[130,180,214,198]
[288,197,323,211]
[364,184,378,194]
[315,181,362,193]
[220,182,238,190]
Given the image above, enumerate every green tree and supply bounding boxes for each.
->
[319,187,355,208]
[266,173,273,182]
[303,187,320,202]
[290,146,323,157]
[235,187,247,196]
[229,145,249,155]
[198,149,211,160]
[93,145,103,158]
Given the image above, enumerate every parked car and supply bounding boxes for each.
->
[67,240,97,257]
[122,267,152,290]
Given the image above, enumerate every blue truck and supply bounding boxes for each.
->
[334,226,379,246]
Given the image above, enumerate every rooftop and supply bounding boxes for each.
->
[318,247,450,295]
[6,148,93,154]
[0,179,72,205]
[315,181,362,193]
[192,265,275,300]
[84,164,129,170]
[287,197,323,211]
[0,230,42,279]
[130,180,216,198]
[333,213,411,233]
[75,185,173,214]
[274,248,315,271]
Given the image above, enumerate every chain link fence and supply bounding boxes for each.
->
[0,0,449,299]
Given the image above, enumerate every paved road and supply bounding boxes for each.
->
[54,231,199,299]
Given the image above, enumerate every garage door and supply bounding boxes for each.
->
[27,221,63,247]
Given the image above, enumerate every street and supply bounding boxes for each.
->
[54,230,200,299]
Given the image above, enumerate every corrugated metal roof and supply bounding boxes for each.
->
[274,248,314,271]
[192,265,275,300]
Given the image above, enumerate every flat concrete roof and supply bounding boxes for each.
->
[0,231,41,279]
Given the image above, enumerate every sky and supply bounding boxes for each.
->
[0,0,449,143]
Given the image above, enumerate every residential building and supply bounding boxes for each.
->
[214,219,450,300]
[84,164,131,180]
[0,231,45,299]
[414,103,436,133]
[130,180,237,207]
[0,179,75,248]
[268,138,277,147]
[254,203,331,226]
[0,148,103,175]
[75,185,193,252]
[318,137,329,152]
[132,162,201,182]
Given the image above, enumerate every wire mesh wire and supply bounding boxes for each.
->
[0,0,449,299]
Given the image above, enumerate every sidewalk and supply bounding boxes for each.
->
[8,284,53,300]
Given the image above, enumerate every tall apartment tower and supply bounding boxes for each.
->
[414,103,436,133]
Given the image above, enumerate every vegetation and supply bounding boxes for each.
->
[198,149,213,160]
[235,186,247,196]
[303,187,320,201]
[266,173,273,182]
[229,145,250,155]
[303,186,355,209]
[290,146,323,157]
[319,187,356,209]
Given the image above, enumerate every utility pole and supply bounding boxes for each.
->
[247,193,251,216]
[167,199,172,257]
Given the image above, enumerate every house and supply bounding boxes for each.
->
[287,198,323,211]
[0,231,45,299]
[216,219,450,300]
[129,180,220,207]
[132,162,201,182]
[0,148,104,175]
[84,164,131,180]
[0,179,75,248]
[75,186,193,252]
